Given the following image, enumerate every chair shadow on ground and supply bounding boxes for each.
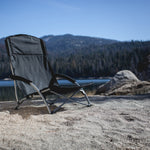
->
[1,94,149,119]
[0,104,65,119]
[0,97,88,119]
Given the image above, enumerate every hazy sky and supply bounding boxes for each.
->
[0,0,150,41]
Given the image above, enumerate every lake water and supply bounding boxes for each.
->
[0,79,110,87]
[0,79,110,101]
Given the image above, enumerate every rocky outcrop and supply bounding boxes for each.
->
[96,70,150,95]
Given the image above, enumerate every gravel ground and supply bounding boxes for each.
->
[0,95,150,150]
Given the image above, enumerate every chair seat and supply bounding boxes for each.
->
[40,83,93,96]
[50,85,80,94]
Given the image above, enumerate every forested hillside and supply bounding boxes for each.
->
[0,43,10,79]
[49,41,150,80]
[0,35,150,80]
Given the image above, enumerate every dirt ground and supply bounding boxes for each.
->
[0,95,150,150]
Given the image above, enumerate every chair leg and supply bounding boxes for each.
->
[39,92,51,114]
[80,88,91,106]
[15,102,21,110]
[14,82,27,110]
[51,98,69,114]
[13,81,52,114]
[14,81,19,101]
[30,83,51,114]
[50,91,71,114]
[15,98,27,110]
[50,89,92,113]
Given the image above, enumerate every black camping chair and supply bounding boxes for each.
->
[5,34,92,114]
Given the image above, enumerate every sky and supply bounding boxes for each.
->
[0,0,150,41]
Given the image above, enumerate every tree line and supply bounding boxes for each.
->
[49,41,150,80]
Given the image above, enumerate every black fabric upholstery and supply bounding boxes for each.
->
[5,34,57,96]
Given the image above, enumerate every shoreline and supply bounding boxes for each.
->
[0,77,112,81]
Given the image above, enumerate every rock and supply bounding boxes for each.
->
[96,70,150,95]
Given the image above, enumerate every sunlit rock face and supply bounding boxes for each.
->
[96,70,150,95]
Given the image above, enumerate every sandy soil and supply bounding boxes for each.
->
[0,95,150,150]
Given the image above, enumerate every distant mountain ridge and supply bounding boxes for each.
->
[41,34,118,53]
[0,34,118,54]
[0,34,117,46]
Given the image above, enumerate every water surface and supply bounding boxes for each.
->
[0,79,109,87]
[0,79,110,101]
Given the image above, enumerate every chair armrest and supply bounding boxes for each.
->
[10,75,32,85]
[55,74,79,85]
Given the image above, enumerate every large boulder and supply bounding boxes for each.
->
[96,70,150,95]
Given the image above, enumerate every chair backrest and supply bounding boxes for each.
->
[5,34,56,96]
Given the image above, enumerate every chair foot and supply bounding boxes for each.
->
[51,111,54,114]
[87,103,92,107]
[80,88,92,106]
[15,104,20,110]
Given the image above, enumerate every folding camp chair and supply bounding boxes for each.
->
[5,34,91,114]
